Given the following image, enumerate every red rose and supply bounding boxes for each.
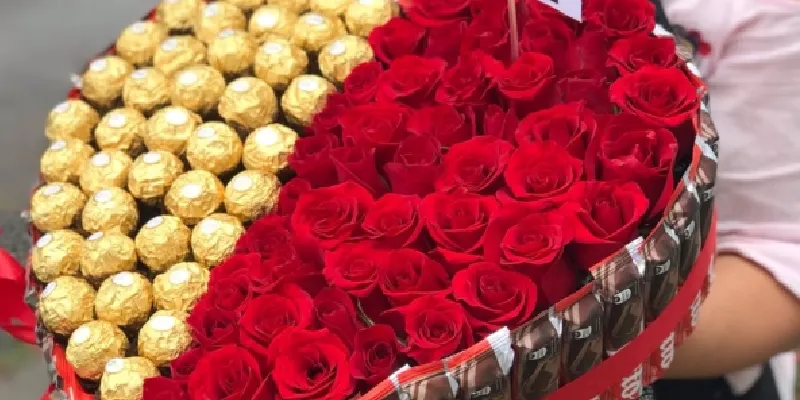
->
[239,284,315,360]
[267,328,355,400]
[564,30,610,72]
[609,66,701,128]
[277,178,312,216]
[170,347,204,385]
[452,262,538,335]
[343,62,383,105]
[435,136,514,194]
[249,240,326,297]
[314,287,364,349]
[235,215,293,259]
[461,8,511,63]
[496,52,556,106]
[143,377,188,400]
[515,102,597,159]
[349,325,401,385]
[378,249,451,307]
[323,242,383,298]
[310,93,351,137]
[501,141,584,205]
[207,254,257,315]
[393,295,474,364]
[288,134,341,188]
[407,104,475,147]
[423,20,468,65]
[368,17,427,64]
[585,0,656,39]
[537,262,578,309]
[520,17,575,72]
[400,0,471,27]
[608,35,681,75]
[483,104,519,142]
[435,50,503,107]
[330,146,390,196]
[384,135,442,196]
[340,102,411,164]
[565,181,649,269]
[362,194,425,248]
[558,69,614,114]
[291,181,374,250]
[188,345,268,400]
[376,55,447,107]
[187,297,239,350]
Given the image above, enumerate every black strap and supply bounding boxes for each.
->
[650,0,673,31]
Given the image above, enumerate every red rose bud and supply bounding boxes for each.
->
[313,287,365,349]
[143,377,189,400]
[435,50,503,107]
[368,17,427,64]
[384,134,442,196]
[378,249,452,307]
[584,0,656,39]
[323,242,383,298]
[501,141,583,205]
[496,52,557,113]
[340,102,412,166]
[187,297,240,350]
[343,62,383,105]
[188,346,269,400]
[515,102,596,159]
[435,136,514,194]
[376,55,447,107]
[276,178,312,216]
[424,20,468,66]
[235,214,293,258]
[609,66,701,128]
[239,283,315,360]
[170,347,204,386]
[330,146,390,197]
[350,325,401,386]
[558,69,614,114]
[362,194,425,249]
[288,134,341,188]
[520,16,576,73]
[407,104,475,148]
[483,104,519,142]
[461,8,512,64]
[608,35,681,75]
[392,295,474,364]
[310,93,352,137]
[291,181,374,250]
[400,0,471,27]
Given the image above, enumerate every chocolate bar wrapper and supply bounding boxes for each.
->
[511,309,562,400]
[693,136,717,298]
[395,361,458,400]
[643,222,681,322]
[560,286,604,385]
[666,175,702,284]
[447,328,514,400]
[697,103,719,158]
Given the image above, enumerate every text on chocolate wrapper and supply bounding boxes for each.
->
[527,347,547,361]
[621,365,644,399]
[660,332,676,369]
[574,326,593,339]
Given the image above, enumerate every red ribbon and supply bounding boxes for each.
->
[0,248,36,345]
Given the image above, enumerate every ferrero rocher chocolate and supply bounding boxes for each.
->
[194,1,247,44]
[243,124,298,172]
[116,21,169,66]
[254,38,308,90]
[30,183,86,232]
[153,262,210,311]
[319,35,374,84]
[170,65,226,114]
[135,215,191,273]
[225,0,263,12]
[95,272,154,327]
[66,320,128,380]
[281,74,337,126]
[99,357,159,400]
[165,170,225,225]
[95,108,146,155]
[156,0,202,32]
[137,310,192,366]
[269,0,309,14]
[186,122,243,175]
[153,35,207,77]
[309,0,351,17]
[38,276,95,336]
[122,68,171,115]
[80,231,137,282]
[40,138,94,184]
[32,230,83,283]
[345,0,394,37]
[191,213,244,267]
[128,151,184,204]
[224,170,280,221]
[291,12,347,52]
[44,99,100,142]
[82,56,134,108]
[79,151,133,194]
[218,77,278,131]
[249,5,299,43]
[81,188,139,235]
[207,29,257,77]
[145,106,202,154]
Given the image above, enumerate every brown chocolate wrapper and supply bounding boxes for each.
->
[694,136,717,245]
[116,21,169,66]
[447,328,514,400]
[698,104,719,157]
[643,222,681,322]
[511,309,562,400]
[153,35,207,77]
[156,0,203,32]
[666,175,702,284]
[560,286,604,384]
[195,1,248,44]
[394,362,458,400]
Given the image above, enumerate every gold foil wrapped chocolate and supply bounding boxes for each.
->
[156,0,203,32]
[165,170,225,225]
[145,106,202,154]
[95,108,147,155]
[292,12,346,52]
[243,124,298,172]
[44,99,100,142]
[99,357,159,400]
[40,138,94,184]
[153,262,210,311]
[82,188,139,234]
[249,5,298,42]
[186,122,243,175]
[38,276,96,336]
[269,0,309,14]
[95,272,154,327]
[309,0,351,18]
[66,320,129,380]
[79,151,133,194]
[32,230,83,283]
[153,35,207,77]
[80,231,137,282]
[319,35,374,84]
[170,65,226,114]
[137,310,192,366]
[208,28,257,77]
[225,0,264,12]
[135,215,191,273]
[281,74,336,126]
[254,38,308,90]
[30,183,86,232]
[122,68,171,115]
[224,170,280,221]
[345,0,394,37]
[218,77,278,131]
[116,21,169,66]
[82,56,135,109]
[191,213,244,267]
[128,151,184,204]
[194,1,247,44]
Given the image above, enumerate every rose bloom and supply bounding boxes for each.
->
[500,141,584,205]
[609,66,701,128]
[435,136,514,194]
[368,17,427,64]
[559,69,614,114]
[391,295,474,364]
[188,345,268,400]
[187,297,240,350]
[349,325,401,385]
[330,146,390,197]
[310,93,351,137]
[424,20,468,65]
[376,55,447,107]
[401,0,471,27]
[435,50,503,107]
[384,134,443,196]
[143,377,188,400]
[608,35,681,75]
[291,181,375,250]
[239,284,315,360]
[362,194,425,249]
[313,287,364,349]
[483,104,519,141]
[323,241,383,298]
[378,249,451,307]
[343,61,383,104]
[514,102,597,159]
[288,134,341,188]
[339,102,411,165]
[407,104,475,148]
[584,0,656,39]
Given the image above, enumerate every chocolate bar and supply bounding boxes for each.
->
[511,309,562,400]
[561,288,604,384]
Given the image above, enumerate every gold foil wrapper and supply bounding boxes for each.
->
[81,187,139,235]
[128,151,184,203]
[243,124,298,173]
[156,0,203,32]
[186,122,243,175]
[319,35,375,84]
[31,229,84,283]
[99,357,159,400]
[170,65,226,114]
[116,21,169,66]
[44,99,100,142]
[226,0,264,12]
[40,138,94,184]
[80,231,137,282]
[269,0,309,14]
[79,151,133,194]
[38,276,95,336]
[95,272,154,327]
[30,183,86,232]
[218,77,278,132]
[137,310,192,366]
[291,12,346,52]
[165,170,225,225]
[66,320,129,380]
[82,56,134,109]
[208,29,257,77]
[254,38,308,91]
[96,108,147,155]
[224,170,280,221]
[194,1,247,44]
[281,74,336,127]
[153,262,210,311]
[310,0,351,17]
[249,5,299,43]
[191,213,244,268]
[145,106,202,154]
[345,0,393,37]
[122,68,171,115]
[135,215,191,273]
[153,35,207,77]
